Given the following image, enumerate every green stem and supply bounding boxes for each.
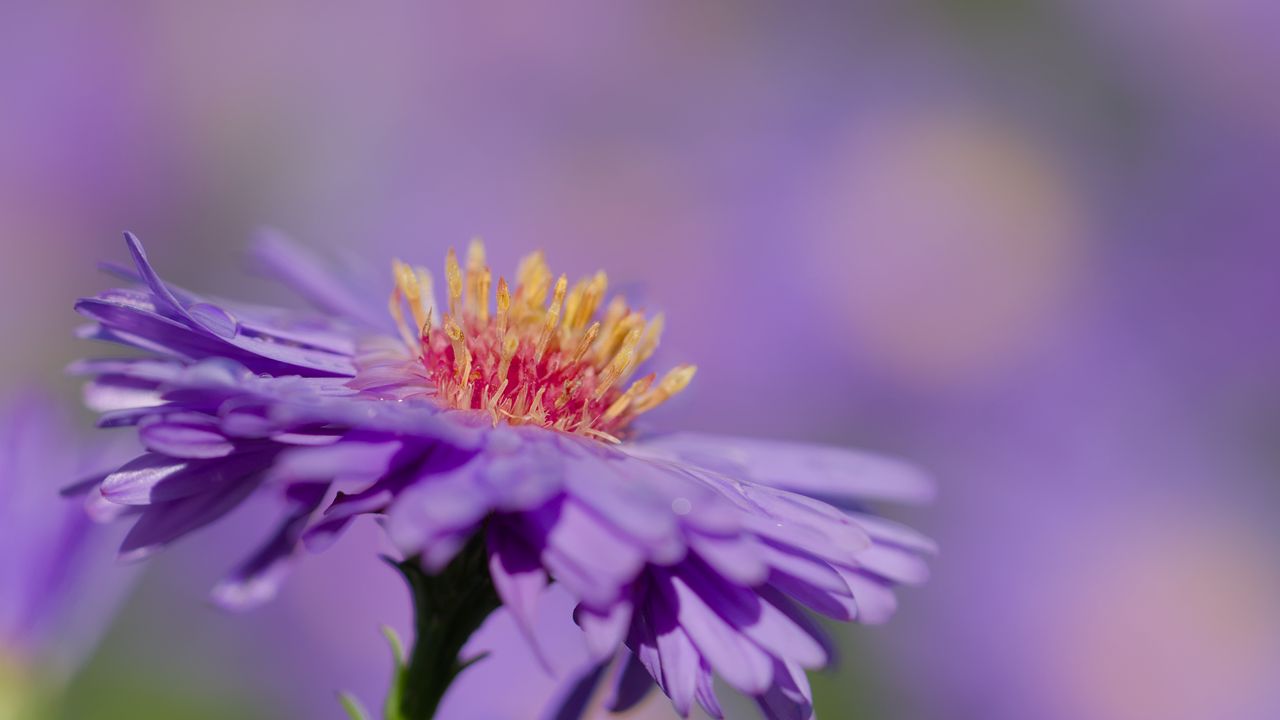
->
[386,534,501,720]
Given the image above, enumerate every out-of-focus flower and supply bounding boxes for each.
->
[0,393,132,718]
[71,232,934,718]
[1044,504,1280,720]
[806,108,1089,388]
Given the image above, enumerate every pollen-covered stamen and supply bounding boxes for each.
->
[535,276,568,363]
[465,240,490,323]
[495,278,511,335]
[445,248,464,318]
[390,259,436,356]
[384,242,695,439]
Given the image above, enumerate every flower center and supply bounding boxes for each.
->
[385,241,695,441]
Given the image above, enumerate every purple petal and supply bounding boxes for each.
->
[123,232,187,319]
[854,543,931,585]
[605,650,657,712]
[270,441,403,484]
[384,465,491,555]
[761,542,851,596]
[539,660,608,720]
[656,569,775,695]
[138,415,235,459]
[838,568,900,624]
[211,484,326,609]
[229,309,356,357]
[420,529,473,571]
[102,451,274,506]
[487,521,552,670]
[558,444,688,564]
[757,585,838,668]
[80,235,357,377]
[755,659,815,720]
[302,489,388,552]
[679,560,828,670]
[847,510,939,554]
[100,454,190,505]
[574,600,633,660]
[119,472,263,561]
[76,297,230,360]
[767,569,858,622]
[735,483,872,568]
[475,434,567,513]
[688,529,769,586]
[530,498,647,610]
[627,611,667,704]
[250,228,387,329]
[695,659,725,719]
[648,593,700,717]
[637,432,935,505]
[186,302,239,339]
[81,375,165,414]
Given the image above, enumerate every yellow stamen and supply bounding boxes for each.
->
[465,240,489,321]
[534,275,568,362]
[421,308,434,347]
[390,260,432,354]
[466,239,486,274]
[602,373,655,423]
[389,293,416,354]
[445,248,463,319]
[594,328,641,400]
[576,272,608,330]
[445,316,471,386]
[571,322,601,365]
[560,279,586,343]
[632,365,697,413]
[596,313,644,365]
[496,278,511,335]
[394,261,428,329]
[474,267,491,323]
[636,313,664,364]
[515,251,551,311]
[598,296,627,343]
[583,428,622,444]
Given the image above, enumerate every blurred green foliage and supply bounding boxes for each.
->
[53,583,279,720]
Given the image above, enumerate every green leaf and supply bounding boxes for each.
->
[338,692,371,720]
[382,624,408,720]
[381,625,406,667]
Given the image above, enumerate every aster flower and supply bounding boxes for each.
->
[73,232,934,719]
[1,392,133,717]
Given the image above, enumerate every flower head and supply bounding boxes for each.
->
[73,232,934,719]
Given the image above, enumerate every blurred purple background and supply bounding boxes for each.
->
[2,3,1277,719]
